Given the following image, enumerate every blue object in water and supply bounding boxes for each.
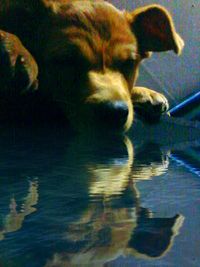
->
[170,149,200,177]
[169,91,200,120]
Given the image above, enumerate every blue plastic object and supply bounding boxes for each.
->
[169,91,200,120]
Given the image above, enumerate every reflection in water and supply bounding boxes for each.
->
[0,128,185,266]
[44,134,183,267]
[0,179,38,241]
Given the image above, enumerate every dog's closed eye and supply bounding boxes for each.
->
[50,52,92,71]
[113,57,136,79]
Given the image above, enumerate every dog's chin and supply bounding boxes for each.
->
[66,101,132,134]
[71,117,129,136]
[68,113,129,135]
[75,105,130,135]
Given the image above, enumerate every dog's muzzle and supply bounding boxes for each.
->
[92,100,129,129]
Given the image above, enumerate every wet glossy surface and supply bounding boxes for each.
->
[0,120,200,267]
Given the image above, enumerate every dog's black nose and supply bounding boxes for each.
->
[93,101,129,129]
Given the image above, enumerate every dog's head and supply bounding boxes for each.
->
[41,1,184,131]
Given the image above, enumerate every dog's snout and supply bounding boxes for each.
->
[93,101,129,129]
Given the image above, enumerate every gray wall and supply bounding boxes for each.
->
[111,0,200,107]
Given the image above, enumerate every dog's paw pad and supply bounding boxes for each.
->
[150,92,169,113]
[133,88,169,123]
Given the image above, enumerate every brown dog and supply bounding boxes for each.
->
[0,0,184,131]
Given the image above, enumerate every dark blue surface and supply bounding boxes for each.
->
[0,122,199,267]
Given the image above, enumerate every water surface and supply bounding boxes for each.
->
[0,121,200,267]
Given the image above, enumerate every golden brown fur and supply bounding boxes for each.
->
[0,0,184,130]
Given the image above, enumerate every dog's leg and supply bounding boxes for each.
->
[0,30,38,96]
[131,86,169,122]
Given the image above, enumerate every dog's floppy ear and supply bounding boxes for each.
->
[126,5,184,56]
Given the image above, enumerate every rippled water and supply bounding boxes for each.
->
[0,121,200,267]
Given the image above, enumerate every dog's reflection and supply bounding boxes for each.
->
[0,179,38,241]
[45,137,184,267]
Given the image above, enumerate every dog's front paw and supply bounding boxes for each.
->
[131,86,169,122]
[0,30,38,96]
